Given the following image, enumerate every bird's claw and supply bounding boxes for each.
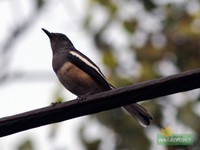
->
[75,96,87,104]
[50,101,62,106]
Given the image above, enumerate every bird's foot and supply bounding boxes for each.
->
[79,96,87,100]
[50,101,62,106]
[75,96,87,104]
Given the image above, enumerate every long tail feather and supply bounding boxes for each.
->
[123,104,153,127]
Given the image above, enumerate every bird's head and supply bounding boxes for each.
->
[42,28,74,54]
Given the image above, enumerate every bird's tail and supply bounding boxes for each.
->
[123,104,153,127]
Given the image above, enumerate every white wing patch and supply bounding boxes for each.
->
[69,51,106,79]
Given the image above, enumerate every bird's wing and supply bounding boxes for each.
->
[68,50,112,90]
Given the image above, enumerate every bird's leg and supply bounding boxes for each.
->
[50,101,62,106]
[79,96,87,100]
[75,95,87,104]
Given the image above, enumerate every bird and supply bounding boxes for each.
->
[42,28,153,127]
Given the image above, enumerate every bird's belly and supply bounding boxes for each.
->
[57,62,103,97]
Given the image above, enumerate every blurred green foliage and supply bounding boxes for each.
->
[17,139,34,150]
[79,0,200,150]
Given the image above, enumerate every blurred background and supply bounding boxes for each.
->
[0,0,200,150]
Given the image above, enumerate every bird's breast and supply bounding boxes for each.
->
[56,62,103,97]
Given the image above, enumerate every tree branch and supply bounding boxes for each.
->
[1,68,200,137]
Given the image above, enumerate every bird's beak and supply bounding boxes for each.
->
[42,28,52,38]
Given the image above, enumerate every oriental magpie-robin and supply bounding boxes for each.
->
[42,28,152,127]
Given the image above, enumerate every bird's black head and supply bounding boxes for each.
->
[42,28,75,54]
